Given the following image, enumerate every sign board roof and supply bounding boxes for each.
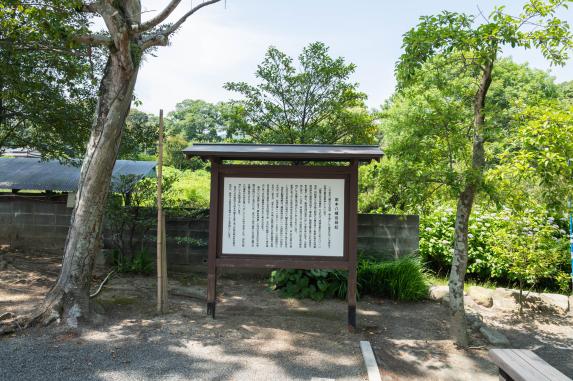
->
[183,143,383,162]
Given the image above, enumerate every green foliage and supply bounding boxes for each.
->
[224,42,375,144]
[491,210,570,299]
[109,249,153,275]
[119,109,159,160]
[269,269,347,301]
[420,204,570,292]
[358,257,429,301]
[397,2,572,87]
[163,167,210,209]
[173,236,208,247]
[269,257,430,302]
[166,99,229,142]
[0,1,103,160]
[495,102,573,211]
[164,135,191,170]
[365,58,562,214]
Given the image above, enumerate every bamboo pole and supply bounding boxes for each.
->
[162,209,168,305]
[157,109,167,313]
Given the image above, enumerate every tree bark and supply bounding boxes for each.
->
[448,61,493,347]
[28,52,140,327]
[21,0,143,328]
[0,0,220,335]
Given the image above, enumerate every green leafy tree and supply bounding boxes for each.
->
[0,0,222,332]
[224,42,375,144]
[167,99,223,142]
[490,210,568,313]
[395,1,572,346]
[362,58,559,214]
[119,109,159,160]
[164,134,191,170]
[0,0,102,159]
[496,102,573,210]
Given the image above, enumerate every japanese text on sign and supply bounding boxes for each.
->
[221,177,345,257]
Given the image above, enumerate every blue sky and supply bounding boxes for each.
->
[134,0,573,114]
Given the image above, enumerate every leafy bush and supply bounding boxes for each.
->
[269,269,347,301]
[420,204,570,292]
[358,256,429,301]
[269,256,429,302]
[109,249,154,275]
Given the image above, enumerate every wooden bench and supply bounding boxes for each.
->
[489,349,572,381]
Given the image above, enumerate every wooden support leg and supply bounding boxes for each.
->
[207,266,217,318]
[347,265,357,331]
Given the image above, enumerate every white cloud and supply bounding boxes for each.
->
[135,13,284,114]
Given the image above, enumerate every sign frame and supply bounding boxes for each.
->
[217,165,351,262]
[207,162,359,329]
[184,144,383,331]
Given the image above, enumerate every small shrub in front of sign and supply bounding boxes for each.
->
[358,256,429,301]
[269,256,429,302]
[269,269,347,301]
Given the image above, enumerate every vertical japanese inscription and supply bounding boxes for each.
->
[222,177,345,256]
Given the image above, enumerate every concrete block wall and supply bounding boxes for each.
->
[0,195,419,271]
[0,195,71,250]
[357,214,419,260]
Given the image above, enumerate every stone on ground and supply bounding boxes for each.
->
[429,285,449,303]
[492,288,518,310]
[468,286,494,308]
[479,326,510,347]
[466,312,484,331]
[169,286,205,300]
[539,293,570,314]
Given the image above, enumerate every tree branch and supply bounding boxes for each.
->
[79,2,100,13]
[138,0,183,32]
[74,34,113,47]
[141,0,221,49]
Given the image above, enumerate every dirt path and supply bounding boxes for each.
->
[0,250,571,381]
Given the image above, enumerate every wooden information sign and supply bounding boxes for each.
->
[183,144,382,329]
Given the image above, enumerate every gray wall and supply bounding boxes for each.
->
[0,195,419,271]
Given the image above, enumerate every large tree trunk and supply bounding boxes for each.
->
[448,61,493,347]
[0,0,220,335]
[29,51,139,327]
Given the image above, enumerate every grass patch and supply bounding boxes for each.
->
[100,296,138,306]
[269,256,430,302]
[359,256,429,301]
[427,275,498,290]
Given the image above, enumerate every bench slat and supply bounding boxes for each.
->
[514,350,571,381]
[489,349,571,381]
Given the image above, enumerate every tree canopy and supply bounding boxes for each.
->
[0,0,103,159]
[224,42,375,145]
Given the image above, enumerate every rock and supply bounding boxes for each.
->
[466,312,484,331]
[429,285,449,303]
[169,286,205,300]
[479,326,510,347]
[540,293,570,314]
[468,286,494,308]
[492,288,518,310]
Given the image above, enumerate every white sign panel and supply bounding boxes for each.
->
[222,177,345,256]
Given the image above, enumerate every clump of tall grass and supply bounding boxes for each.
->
[269,255,429,302]
[358,256,429,301]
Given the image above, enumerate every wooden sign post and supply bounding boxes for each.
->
[183,144,382,329]
[156,109,168,314]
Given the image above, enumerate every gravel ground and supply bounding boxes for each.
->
[1,250,572,381]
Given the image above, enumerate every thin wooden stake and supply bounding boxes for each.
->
[162,210,168,305]
[157,109,167,314]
